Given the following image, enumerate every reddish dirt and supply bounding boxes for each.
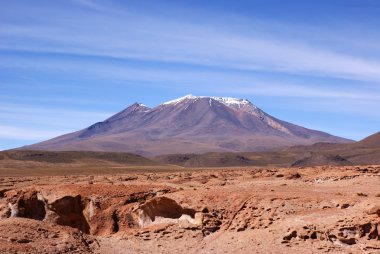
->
[0,165,379,253]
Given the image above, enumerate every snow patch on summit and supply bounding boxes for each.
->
[162,94,253,108]
[135,103,149,108]
[161,95,292,133]
[212,97,251,108]
[162,95,197,105]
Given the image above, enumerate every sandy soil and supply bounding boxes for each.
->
[0,165,379,253]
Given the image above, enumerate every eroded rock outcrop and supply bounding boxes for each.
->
[47,195,90,233]
[136,197,200,228]
[0,166,379,253]
[4,190,46,220]
[282,219,380,248]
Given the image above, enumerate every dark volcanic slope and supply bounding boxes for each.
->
[23,95,352,156]
[1,150,157,165]
[352,131,380,148]
[155,131,380,168]
[155,153,258,167]
[290,153,352,167]
[285,131,380,167]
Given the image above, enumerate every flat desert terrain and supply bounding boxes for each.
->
[0,163,379,253]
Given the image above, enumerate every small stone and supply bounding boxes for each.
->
[367,205,380,216]
[17,238,31,243]
[338,237,356,245]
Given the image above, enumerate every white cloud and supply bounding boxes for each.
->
[2,55,379,103]
[223,84,380,100]
[0,103,112,130]
[0,104,112,141]
[1,0,379,144]
[0,124,65,140]
[2,1,380,81]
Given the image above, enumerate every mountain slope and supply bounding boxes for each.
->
[155,130,380,167]
[23,95,352,156]
[352,131,380,148]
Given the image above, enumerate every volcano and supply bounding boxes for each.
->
[23,95,352,156]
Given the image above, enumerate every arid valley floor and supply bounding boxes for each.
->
[0,161,379,253]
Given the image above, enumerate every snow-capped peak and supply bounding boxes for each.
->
[162,94,253,108]
[211,97,251,108]
[162,94,197,105]
[136,103,148,107]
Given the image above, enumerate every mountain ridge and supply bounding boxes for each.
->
[22,95,352,156]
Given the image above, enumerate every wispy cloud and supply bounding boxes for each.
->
[0,104,112,142]
[0,124,66,140]
[2,54,380,103]
[223,84,380,100]
[0,103,112,128]
[1,0,380,146]
[0,95,120,107]
[2,1,380,81]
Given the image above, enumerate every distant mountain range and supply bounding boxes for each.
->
[22,95,352,156]
[5,131,379,168]
[155,131,380,167]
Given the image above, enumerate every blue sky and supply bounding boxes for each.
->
[1,0,380,150]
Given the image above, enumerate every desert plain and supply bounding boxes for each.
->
[0,155,379,254]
